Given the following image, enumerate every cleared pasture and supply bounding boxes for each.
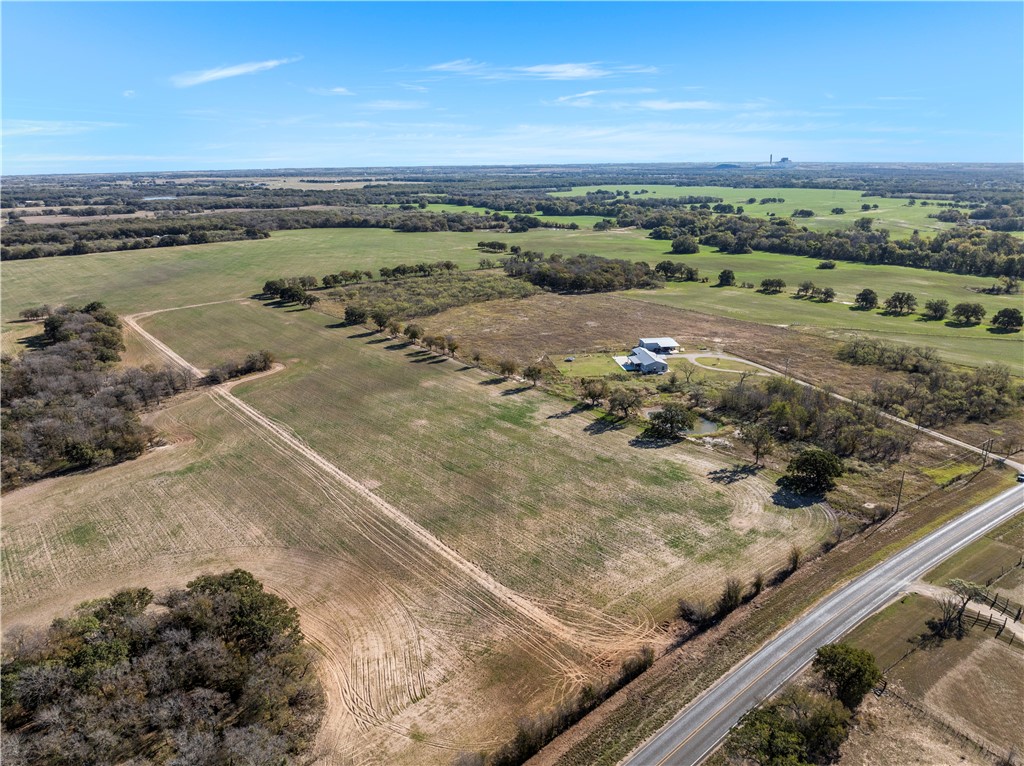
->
[549,184,959,238]
[3,227,1016,371]
[140,301,831,621]
[845,594,1024,755]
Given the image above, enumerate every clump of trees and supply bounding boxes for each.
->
[503,252,662,293]
[782,448,845,494]
[378,260,458,279]
[725,644,880,766]
[838,339,1021,425]
[719,376,913,463]
[991,307,1023,331]
[206,350,274,384]
[2,303,194,488]
[0,570,324,765]
[759,278,787,294]
[646,403,698,438]
[655,260,700,281]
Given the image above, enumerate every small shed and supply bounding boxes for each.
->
[638,337,680,354]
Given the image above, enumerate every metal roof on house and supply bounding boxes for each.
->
[628,347,667,366]
[639,337,679,347]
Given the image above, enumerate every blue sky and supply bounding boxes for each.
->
[3,2,1022,174]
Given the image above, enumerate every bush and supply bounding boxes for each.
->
[0,571,324,765]
[817,260,837,269]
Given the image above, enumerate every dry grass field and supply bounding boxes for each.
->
[844,594,1024,758]
[2,296,833,764]
[139,301,831,621]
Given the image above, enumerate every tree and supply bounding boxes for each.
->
[922,298,949,320]
[991,307,1023,331]
[404,323,423,341]
[740,423,776,465]
[344,305,368,325]
[854,217,873,231]
[370,307,391,331]
[831,207,846,215]
[717,269,736,287]
[647,403,697,438]
[883,291,917,315]
[523,364,544,385]
[854,288,878,310]
[796,280,816,298]
[498,359,519,379]
[759,278,787,294]
[385,318,403,337]
[729,707,807,766]
[951,302,986,325]
[816,287,836,303]
[608,388,643,419]
[812,643,881,710]
[670,235,700,254]
[581,378,609,406]
[783,448,844,494]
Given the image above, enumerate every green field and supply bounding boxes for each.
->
[550,184,960,238]
[142,300,830,619]
[3,227,1018,371]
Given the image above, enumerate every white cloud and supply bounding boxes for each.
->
[399,82,429,93]
[122,90,136,99]
[309,86,354,96]
[360,100,427,111]
[2,120,124,137]
[636,99,722,111]
[426,60,656,81]
[427,59,486,73]
[171,57,300,88]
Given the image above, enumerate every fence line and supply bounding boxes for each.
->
[876,683,1005,763]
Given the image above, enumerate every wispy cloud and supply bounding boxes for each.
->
[308,86,354,96]
[427,59,486,74]
[636,99,722,111]
[171,57,300,88]
[122,90,136,99]
[426,59,656,81]
[398,82,430,93]
[2,119,124,137]
[877,95,926,102]
[360,100,427,111]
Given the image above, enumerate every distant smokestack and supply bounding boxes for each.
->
[770,154,773,165]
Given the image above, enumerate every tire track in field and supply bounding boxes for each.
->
[129,307,624,658]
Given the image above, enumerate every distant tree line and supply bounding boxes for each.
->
[0,570,323,765]
[1,303,195,488]
[503,252,662,292]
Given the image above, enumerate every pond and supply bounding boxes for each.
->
[686,416,720,435]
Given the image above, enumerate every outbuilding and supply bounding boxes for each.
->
[637,337,680,354]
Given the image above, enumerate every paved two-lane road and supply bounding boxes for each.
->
[624,481,1024,766]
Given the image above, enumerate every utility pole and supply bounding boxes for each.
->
[893,470,906,518]
[981,437,993,469]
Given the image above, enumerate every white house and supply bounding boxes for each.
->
[621,346,669,374]
[638,337,680,354]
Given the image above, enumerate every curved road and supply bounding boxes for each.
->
[624,481,1024,766]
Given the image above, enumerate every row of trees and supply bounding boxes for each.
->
[206,351,274,384]
[1,570,324,765]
